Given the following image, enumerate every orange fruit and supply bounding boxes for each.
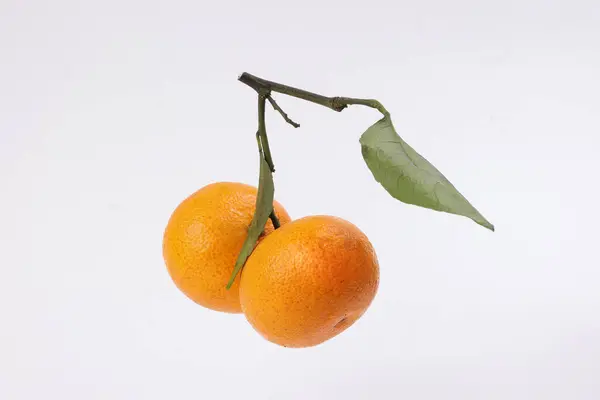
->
[239,215,379,347]
[162,182,291,313]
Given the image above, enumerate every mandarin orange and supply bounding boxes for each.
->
[162,182,291,313]
[239,215,379,347]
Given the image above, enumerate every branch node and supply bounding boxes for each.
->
[331,97,349,112]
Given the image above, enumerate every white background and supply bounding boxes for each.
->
[2,1,599,399]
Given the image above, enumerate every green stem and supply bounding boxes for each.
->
[258,94,275,172]
[238,72,390,117]
[228,72,391,289]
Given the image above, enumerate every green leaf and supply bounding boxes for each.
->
[359,116,494,231]
[226,152,275,289]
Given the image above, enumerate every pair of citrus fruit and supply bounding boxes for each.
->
[162,182,379,348]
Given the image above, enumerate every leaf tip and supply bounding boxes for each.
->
[477,219,495,232]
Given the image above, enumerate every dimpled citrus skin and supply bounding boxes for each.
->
[162,182,291,313]
[239,215,379,348]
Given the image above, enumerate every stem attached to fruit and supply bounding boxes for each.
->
[225,124,277,290]
[238,72,390,118]
[269,211,281,229]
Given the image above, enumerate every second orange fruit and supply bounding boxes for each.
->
[240,215,380,348]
